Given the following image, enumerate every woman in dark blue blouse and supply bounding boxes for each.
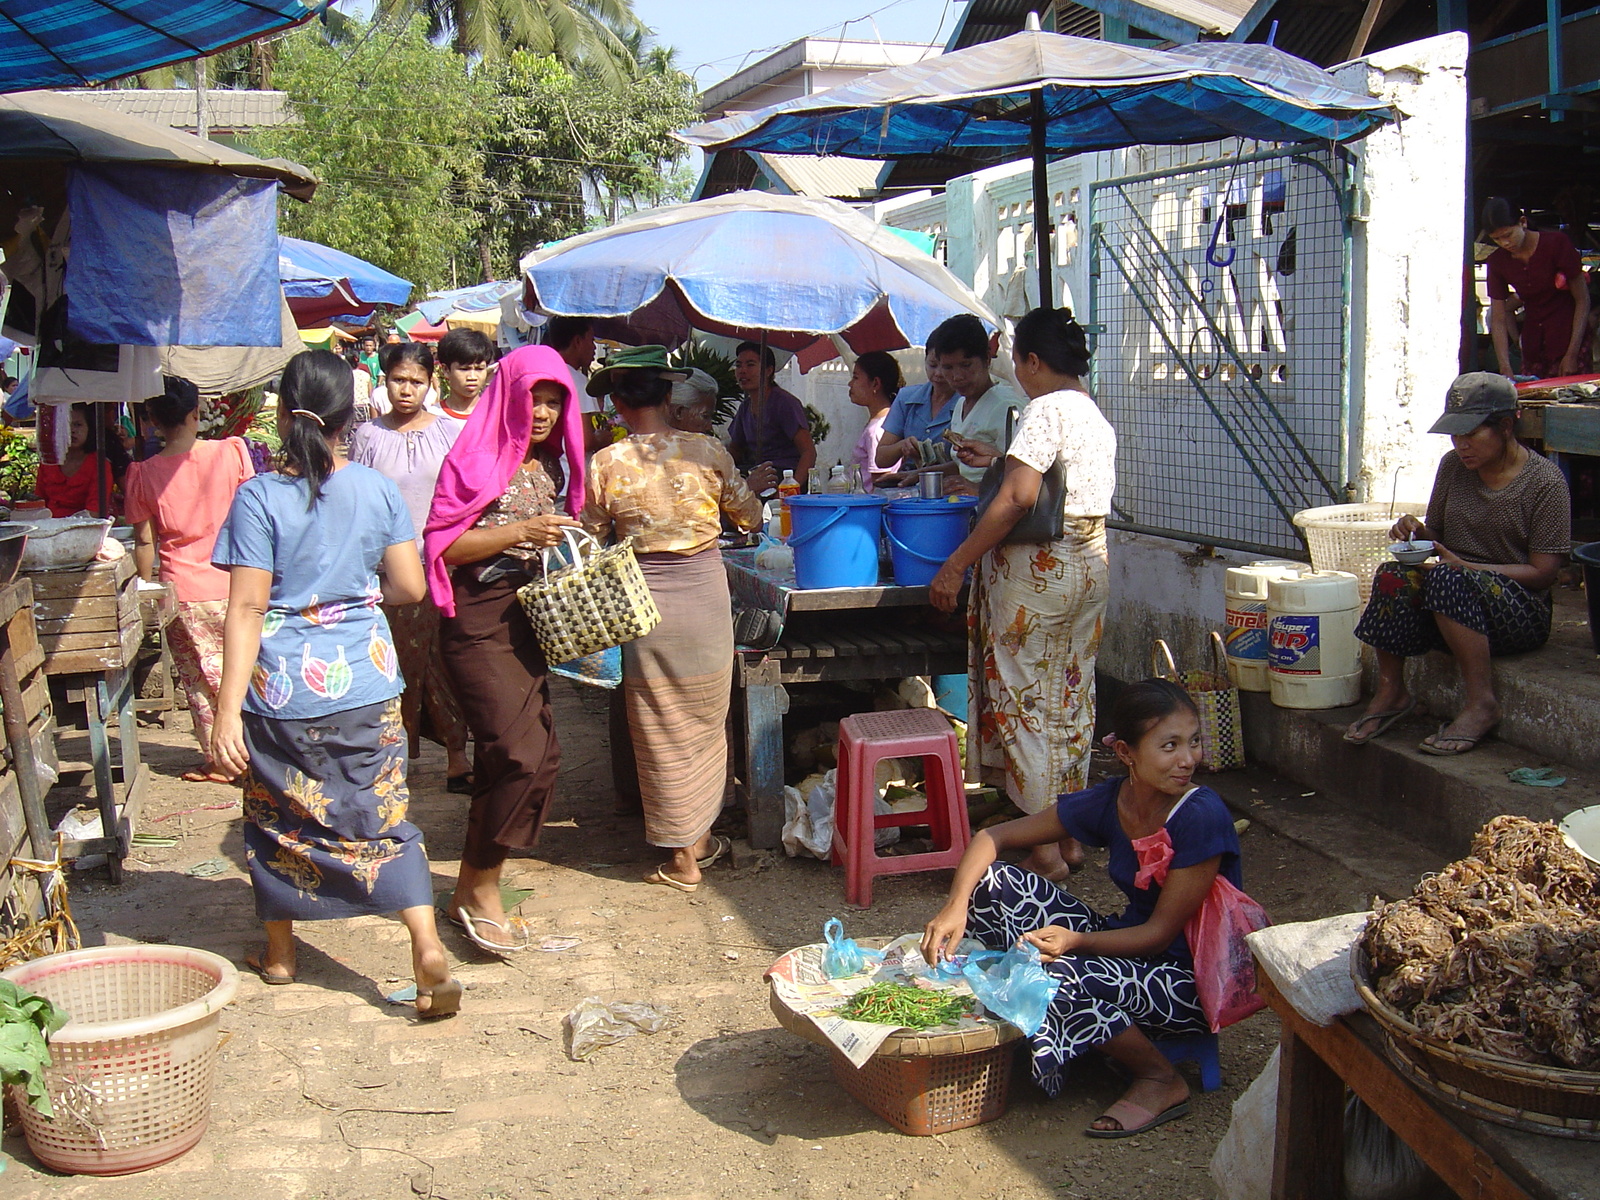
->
[922,679,1241,1138]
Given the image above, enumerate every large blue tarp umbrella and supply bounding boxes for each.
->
[520,190,999,356]
[678,19,1394,302]
[0,0,327,92]
[279,236,413,326]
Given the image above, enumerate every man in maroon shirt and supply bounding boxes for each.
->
[1483,196,1592,378]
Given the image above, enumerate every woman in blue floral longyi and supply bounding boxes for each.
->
[210,350,460,1020]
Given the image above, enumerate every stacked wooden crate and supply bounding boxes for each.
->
[0,578,60,935]
[31,554,142,675]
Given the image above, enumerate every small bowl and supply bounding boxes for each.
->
[1389,540,1434,566]
[1560,806,1600,865]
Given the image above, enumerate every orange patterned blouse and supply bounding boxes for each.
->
[582,432,763,554]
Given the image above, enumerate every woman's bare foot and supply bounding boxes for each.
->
[399,905,459,1018]
[1423,698,1501,753]
[1021,840,1076,883]
[248,919,296,982]
[449,864,524,950]
[659,833,715,889]
[446,747,472,779]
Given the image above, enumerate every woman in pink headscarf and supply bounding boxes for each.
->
[423,346,585,955]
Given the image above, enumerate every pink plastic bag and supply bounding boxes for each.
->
[1186,876,1269,1031]
[1131,820,1269,1033]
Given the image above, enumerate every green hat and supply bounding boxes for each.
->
[585,344,687,397]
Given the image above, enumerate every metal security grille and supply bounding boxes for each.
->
[1088,147,1352,557]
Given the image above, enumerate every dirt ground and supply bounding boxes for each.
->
[2,681,1379,1200]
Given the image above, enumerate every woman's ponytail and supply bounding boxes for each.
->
[279,350,355,506]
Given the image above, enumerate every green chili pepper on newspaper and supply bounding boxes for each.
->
[835,982,973,1029]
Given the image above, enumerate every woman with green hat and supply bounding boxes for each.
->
[584,346,764,892]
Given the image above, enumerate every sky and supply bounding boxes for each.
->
[633,0,960,90]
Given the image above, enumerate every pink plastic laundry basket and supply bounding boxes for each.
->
[2,944,239,1175]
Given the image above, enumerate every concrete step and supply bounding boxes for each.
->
[1205,768,1449,903]
[1239,691,1600,858]
[1397,587,1600,767]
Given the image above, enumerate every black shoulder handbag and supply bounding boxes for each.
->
[975,407,1066,544]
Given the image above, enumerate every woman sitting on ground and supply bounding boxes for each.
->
[922,679,1241,1138]
[126,376,254,783]
[1345,372,1570,755]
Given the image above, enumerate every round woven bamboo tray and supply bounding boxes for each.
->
[768,988,1021,1058]
[1352,944,1600,1139]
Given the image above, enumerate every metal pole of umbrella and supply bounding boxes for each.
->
[1030,89,1052,309]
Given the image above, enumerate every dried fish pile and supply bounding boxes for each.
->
[1361,815,1600,1069]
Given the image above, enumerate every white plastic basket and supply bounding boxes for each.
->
[1,944,238,1175]
[1292,503,1428,601]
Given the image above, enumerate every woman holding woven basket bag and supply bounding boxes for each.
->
[583,346,764,893]
[422,345,584,955]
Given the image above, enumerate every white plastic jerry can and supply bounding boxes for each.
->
[1223,559,1306,692]
[1266,569,1362,709]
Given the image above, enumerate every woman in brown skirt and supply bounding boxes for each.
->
[422,345,584,953]
[583,346,764,892]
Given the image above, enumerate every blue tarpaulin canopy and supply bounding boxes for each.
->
[0,0,327,93]
[679,25,1393,300]
[279,236,413,325]
[417,280,518,326]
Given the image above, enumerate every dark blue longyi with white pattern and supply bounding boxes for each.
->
[965,863,1208,1097]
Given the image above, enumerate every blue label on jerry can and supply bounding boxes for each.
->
[1225,602,1270,661]
[1268,614,1321,675]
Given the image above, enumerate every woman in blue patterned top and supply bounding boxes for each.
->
[211,350,460,1020]
[922,680,1241,1138]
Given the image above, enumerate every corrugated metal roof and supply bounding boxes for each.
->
[68,89,292,132]
[951,0,1251,47]
[754,153,887,199]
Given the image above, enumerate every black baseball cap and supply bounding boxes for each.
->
[1428,372,1518,436]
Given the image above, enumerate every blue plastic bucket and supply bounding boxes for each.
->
[785,494,888,589]
[884,496,979,586]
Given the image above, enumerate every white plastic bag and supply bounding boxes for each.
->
[1209,1046,1279,1200]
[779,769,897,859]
[1246,911,1369,1027]
[1344,1096,1441,1200]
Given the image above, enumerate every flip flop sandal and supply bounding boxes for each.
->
[1342,700,1416,745]
[644,866,699,894]
[448,906,531,955]
[696,835,732,870]
[1418,724,1493,757]
[245,953,295,986]
[1084,1098,1190,1139]
[417,978,463,1021]
[446,774,474,795]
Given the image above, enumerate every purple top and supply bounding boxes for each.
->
[729,384,807,471]
[347,416,463,552]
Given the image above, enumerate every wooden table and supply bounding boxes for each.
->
[1260,972,1593,1200]
[1515,402,1600,458]
[0,578,59,919]
[724,548,966,850]
[29,556,150,884]
[134,580,178,715]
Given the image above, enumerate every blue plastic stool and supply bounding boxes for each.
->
[1153,1031,1222,1092]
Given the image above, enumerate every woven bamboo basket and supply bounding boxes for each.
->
[1352,944,1600,1139]
[769,988,1020,1136]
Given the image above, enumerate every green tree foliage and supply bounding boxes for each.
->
[473,50,699,277]
[256,20,487,294]
[379,0,643,85]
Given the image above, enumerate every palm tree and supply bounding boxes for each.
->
[378,0,644,85]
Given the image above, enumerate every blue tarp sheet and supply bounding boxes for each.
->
[279,236,413,307]
[417,280,516,325]
[1,0,326,93]
[66,162,281,347]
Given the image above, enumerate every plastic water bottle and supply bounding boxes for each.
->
[777,470,800,539]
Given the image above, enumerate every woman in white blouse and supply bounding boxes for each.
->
[930,308,1117,881]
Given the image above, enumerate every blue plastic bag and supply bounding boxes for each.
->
[962,941,1060,1036]
[550,645,623,689]
[821,918,882,979]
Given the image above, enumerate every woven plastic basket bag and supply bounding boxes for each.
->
[1153,635,1245,772]
[516,528,659,664]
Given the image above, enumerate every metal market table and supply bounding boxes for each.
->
[724,547,967,850]
[1259,971,1592,1200]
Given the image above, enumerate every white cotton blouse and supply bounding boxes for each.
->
[1004,387,1117,519]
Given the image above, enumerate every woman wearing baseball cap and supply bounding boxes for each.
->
[1344,372,1570,755]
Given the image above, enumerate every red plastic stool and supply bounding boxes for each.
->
[832,708,970,907]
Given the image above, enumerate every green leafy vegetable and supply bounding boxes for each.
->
[835,982,973,1030]
[0,978,69,1116]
